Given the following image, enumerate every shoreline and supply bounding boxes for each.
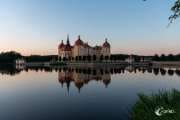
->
[152,61,180,68]
[23,61,180,68]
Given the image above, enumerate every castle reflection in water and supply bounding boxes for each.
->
[1,65,180,92]
[58,67,111,92]
[58,66,180,92]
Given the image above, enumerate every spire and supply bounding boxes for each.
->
[78,35,81,40]
[67,82,70,93]
[61,82,63,88]
[78,87,81,93]
[67,34,70,45]
[103,38,110,48]
[67,34,69,41]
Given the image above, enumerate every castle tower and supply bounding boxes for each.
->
[102,38,111,57]
[66,35,70,46]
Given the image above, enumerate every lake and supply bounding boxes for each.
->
[0,65,180,120]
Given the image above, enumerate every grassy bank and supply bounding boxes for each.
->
[131,89,180,120]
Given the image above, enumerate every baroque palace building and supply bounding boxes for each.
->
[58,35,111,61]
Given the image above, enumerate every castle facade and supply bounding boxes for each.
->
[58,35,111,61]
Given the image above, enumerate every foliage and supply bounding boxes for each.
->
[169,0,180,23]
[25,55,58,62]
[110,54,129,61]
[152,54,180,61]
[144,0,180,23]
[131,89,180,120]
[0,51,22,63]
[0,64,21,75]
[0,51,59,63]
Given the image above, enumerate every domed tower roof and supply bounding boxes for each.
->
[58,40,65,49]
[75,35,84,46]
[103,38,110,48]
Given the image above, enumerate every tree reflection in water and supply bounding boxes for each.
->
[168,69,175,76]
[0,64,21,76]
[1,65,180,92]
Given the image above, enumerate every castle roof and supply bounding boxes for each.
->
[75,35,84,46]
[94,45,102,50]
[64,44,72,51]
[58,40,65,49]
[103,38,110,48]
[59,35,73,51]
[84,43,90,48]
[58,36,111,51]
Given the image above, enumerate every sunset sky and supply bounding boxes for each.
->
[0,0,180,55]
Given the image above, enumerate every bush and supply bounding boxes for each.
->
[131,89,180,120]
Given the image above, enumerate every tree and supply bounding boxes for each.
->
[167,54,175,61]
[169,0,180,23]
[161,54,166,61]
[144,0,180,24]
[153,54,159,61]
[0,51,22,63]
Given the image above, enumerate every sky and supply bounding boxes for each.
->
[0,0,180,55]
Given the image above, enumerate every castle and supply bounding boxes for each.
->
[58,35,111,61]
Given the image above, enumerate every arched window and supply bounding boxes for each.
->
[79,56,82,61]
[100,55,104,61]
[105,56,109,61]
[93,55,96,61]
[59,56,62,61]
[75,56,78,61]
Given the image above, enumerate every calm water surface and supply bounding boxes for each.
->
[0,66,180,120]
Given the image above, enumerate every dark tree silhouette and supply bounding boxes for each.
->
[0,51,22,63]
[169,0,180,23]
[144,0,180,23]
